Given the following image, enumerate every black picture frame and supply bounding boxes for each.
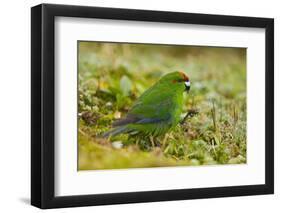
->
[31,3,274,209]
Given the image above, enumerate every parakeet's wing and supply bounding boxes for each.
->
[112,100,172,127]
[113,83,176,127]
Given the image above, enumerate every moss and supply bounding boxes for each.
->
[78,42,247,170]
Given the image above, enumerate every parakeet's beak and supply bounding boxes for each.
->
[185,81,190,92]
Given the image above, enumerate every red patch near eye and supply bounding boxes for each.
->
[172,79,177,83]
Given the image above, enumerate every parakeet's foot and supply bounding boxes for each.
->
[149,136,155,148]
[162,133,174,147]
[136,138,139,146]
[162,133,169,148]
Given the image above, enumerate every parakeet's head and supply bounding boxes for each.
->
[159,71,190,92]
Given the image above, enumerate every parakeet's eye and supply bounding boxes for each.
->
[185,81,191,91]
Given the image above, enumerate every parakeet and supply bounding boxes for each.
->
[103,71,190,138]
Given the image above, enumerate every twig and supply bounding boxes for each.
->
[211,100,217,132]
[79,128,86,136]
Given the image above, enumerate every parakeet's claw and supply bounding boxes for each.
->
[149,136,155,148]
[161,133,169,149]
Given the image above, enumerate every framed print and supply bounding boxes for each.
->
[31,3,274,209]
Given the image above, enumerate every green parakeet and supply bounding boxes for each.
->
[103,71,190,137]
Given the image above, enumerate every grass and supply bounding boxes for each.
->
[78,42,247,170]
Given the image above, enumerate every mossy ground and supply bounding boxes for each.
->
[78,42,246,170]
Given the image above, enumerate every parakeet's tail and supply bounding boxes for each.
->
[102,126,128,138]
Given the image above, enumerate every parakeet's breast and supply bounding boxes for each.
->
[172,92,184,125]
